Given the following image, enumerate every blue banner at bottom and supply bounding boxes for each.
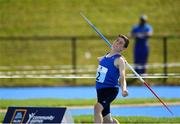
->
[3,106,73,123]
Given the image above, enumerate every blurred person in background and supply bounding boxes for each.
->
[130,15,153,75]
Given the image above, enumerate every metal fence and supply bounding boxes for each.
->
[0,35,179,81]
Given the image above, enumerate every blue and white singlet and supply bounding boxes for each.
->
[96,54,121,89]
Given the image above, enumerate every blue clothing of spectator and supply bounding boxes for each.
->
[131,15,153,74]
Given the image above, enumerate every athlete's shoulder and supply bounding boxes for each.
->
[114,56,125,67]
[119,56,126,64]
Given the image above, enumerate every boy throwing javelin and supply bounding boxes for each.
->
[94,34,129,123]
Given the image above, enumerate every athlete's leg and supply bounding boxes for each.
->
[94,102,104,123]
[102,104,111,123]
[103,113,113,123]
[95,88,119,123]
[103,113,120,124]
[102,96,120,123]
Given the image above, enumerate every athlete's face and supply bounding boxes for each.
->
[112,37,126,52]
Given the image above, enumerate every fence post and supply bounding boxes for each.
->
[71,37,77,83]
[163,36,167,82]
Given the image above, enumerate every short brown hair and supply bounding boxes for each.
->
[118,34,129,48]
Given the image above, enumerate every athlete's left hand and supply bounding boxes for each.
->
[122,90,128,97]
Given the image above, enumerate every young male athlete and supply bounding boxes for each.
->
[94,34,129,123]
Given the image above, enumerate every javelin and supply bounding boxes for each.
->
[80,12,173,115]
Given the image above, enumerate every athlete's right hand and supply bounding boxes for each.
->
[122,90,128,97]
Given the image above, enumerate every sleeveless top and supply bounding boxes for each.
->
[96,54,121,89]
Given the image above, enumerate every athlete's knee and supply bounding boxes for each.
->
[94,102,103,113]
[112,118,120,124]
[103,114,120,124]
[103,113,113,123]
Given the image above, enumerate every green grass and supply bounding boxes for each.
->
[74,115,180,124]
[0,98,179,109]
[0,0,180,86]
[0,0,180,36]
[0,114,179,124]
[0,114,180,123]
[0,98,180,123]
